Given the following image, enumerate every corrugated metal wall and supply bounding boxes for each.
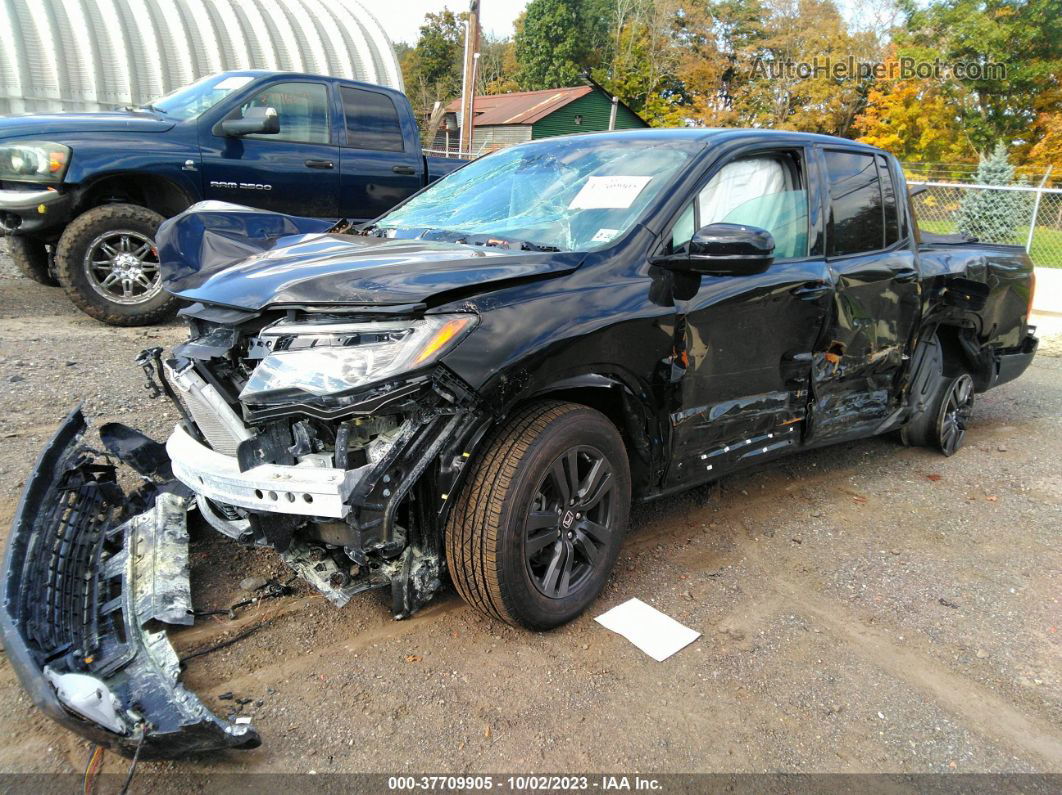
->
[0,0,402,115]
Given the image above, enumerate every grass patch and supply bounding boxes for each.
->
[917,219,1062,268]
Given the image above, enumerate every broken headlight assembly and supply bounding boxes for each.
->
[240,314,478,402]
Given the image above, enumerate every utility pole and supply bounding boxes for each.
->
[459,0,481,155]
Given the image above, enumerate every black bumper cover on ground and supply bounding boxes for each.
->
[0,408,260,758]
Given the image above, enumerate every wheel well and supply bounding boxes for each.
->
[935,325,967,376]
[74,174,191,219]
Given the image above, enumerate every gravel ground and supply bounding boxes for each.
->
[0,247,1059,777]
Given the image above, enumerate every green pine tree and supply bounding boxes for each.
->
[956,143,1030,243]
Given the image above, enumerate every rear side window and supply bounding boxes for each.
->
[341,87,405,152]
[824,150,885,257]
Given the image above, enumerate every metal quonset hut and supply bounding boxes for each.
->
[0,0,403,115]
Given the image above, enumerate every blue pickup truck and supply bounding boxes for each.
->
[0,71,462,325]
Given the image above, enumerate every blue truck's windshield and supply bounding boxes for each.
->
[148,74,256,121]
[375,137,696,252]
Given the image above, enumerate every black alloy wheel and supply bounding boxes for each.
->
[524,446,616,599]
[445,401,631,629]
[934,373,975,456]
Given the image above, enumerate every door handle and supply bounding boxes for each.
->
[791,282,831,301]
[392,164,416,175]
[305,159,334,169]
[891,267,919,283]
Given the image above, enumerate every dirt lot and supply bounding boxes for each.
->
[0,251,1059,778]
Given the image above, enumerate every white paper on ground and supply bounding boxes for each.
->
[568,176,653,210]
[594,598,700,661]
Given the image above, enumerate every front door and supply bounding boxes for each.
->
[664,146,832,489]
[198,80,339,218]
[807,148,921,442]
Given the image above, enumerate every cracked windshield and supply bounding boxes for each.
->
[375,137,696,252]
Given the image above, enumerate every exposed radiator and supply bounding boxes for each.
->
[164,362,252,456]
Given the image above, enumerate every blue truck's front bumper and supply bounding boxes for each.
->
[0,408,260,758]
[0,185,72,235]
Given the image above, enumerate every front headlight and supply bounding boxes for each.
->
[0,141,71,184]
[239,314,477,402]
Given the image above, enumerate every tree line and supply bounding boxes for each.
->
[397,0,1061,175]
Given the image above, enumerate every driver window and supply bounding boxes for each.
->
[236,82,330,144]
[671,154,809,259]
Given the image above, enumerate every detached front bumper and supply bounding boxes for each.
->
[0,408,260,758]
[0,186,72,236]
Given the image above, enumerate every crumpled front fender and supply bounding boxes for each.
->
[0,407,260,758]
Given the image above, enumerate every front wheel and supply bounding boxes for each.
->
[445,401,631,630]
[55,204,179,326]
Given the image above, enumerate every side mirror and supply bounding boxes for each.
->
[660,223,774,276]
[219,106,279,137]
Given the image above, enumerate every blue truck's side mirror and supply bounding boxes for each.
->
[220,106,280,137]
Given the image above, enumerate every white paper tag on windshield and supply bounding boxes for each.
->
[569,176,652,210]
[216,76,254,90]
[592,228,620,243]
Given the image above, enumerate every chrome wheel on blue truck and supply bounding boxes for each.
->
[54,204,179,326]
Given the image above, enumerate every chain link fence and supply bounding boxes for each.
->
[906,177,1062,269]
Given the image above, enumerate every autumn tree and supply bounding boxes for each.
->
[591,0,687,121]
[1027,110,1062,173]
[855,52,978,164]
[400,10,466,128]
[899,0,1062,156]
[740,0,881,135]
[478,34,521,95]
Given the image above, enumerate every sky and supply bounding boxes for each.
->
[366,0,528,46]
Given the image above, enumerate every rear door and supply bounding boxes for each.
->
[808,148,921,442]
[198,80,340,218]
[338,86,423,222]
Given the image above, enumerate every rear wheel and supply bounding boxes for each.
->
[55,203,179,326]
[7,236,57,286]
[901,337,975,457]
[930,374,975,456]
[445,401,630,629]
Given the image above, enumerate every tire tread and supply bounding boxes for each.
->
[445,401,587,627]
[7,237,56,286]
[54,203,178,326]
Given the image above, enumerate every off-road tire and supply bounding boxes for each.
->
[445,401,631,630]
[7,236,57,286]
[55,204,178,326]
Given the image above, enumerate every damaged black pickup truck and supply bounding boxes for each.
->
[2,129,1038,757]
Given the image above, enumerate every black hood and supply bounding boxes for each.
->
[159,204,583,311]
